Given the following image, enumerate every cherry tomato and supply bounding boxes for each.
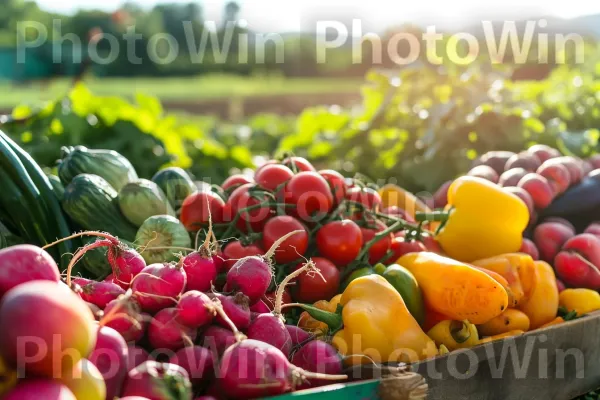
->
[346,187,382,209]
[180,191,225,232]
[254,164,294,194]
[222,240,265,271]
[360,220,392,265]
[284,172,333,222]
[226,183,273,232]
[222,174,253,191]
[420,232,443,254]
[262,216,309,264]
[262,289,292,312]
[316,220,362,267]
[294,257,340,303]
[255,159,279,175]
[319,169,347,205]
[282,156,315,172]
[388,236,426,263]
[382,206,416,223]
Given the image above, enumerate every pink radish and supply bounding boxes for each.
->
[208,292,251,330]
[2,379,76,400]
[121,360,192,400]
[88,326,128,400]
[148,308,197,351]
[126,345,151,371]
[225,230,304,304]
[168,346,214,387]
[219,339,347,399]
[75,281,126,309]
[246,260,318,357]
[103,273,115,283]
[195,397,218,400]
[286,325,313,347]
[131,262,187,313]
[291,340,344,389]
[102,297,148,343]
[177,291,215,328]
[108,246,146,289]
[181,251,217,292]
[202,326,238,357]
[0,245,60,299]
[250,299,270,315]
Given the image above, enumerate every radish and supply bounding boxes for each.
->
[202,326,238,357]
[208,292,251,330]
[88,326,128,400]
[74,281,126,309]
[246,260,318,357]
[225,230,304,304]
[103,273,115,283]
[291,340,344,389]
[131,262,187,313]
[108,246,146,289]
[219,339,347,399]
[121,360,192,400]
[181,229,218,293]
[102,297,148,343]
[126,345,151,371]
[177,291,215,328]
[0,281,96,377]
[250,299,270,314]
[148,308,197,351]
[286,325,313,347]
[168,345,214,387]
[2,379,76,400]
[0,245,60,299]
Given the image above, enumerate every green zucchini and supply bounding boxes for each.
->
[62,174,138,242]
[58,146,138,191]
[47,174,65,201]
[151,167,196,212]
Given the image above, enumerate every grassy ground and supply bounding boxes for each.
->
[0,74,363,109]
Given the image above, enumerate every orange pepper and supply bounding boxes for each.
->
[479,330,525,344]
[517,261,558,329]
[298,294,342,335]
[539,317,564,329]
[471,265,517,308]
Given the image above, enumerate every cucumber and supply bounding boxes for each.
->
[62,174,138,242]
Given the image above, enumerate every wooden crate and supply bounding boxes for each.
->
[269,311,600,400]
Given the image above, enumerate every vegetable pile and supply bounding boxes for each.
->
[2,137,600,399]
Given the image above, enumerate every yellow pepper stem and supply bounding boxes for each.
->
[449,320,472,344]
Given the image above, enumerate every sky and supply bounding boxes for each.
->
[34,0,600,32]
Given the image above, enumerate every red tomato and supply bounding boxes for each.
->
[346,187,382,209]
[284,172,333,222]
[388,236,426,263]
[420,233,443,254]
[294,257,340,303]
[262,216,309,264]
[180,191,225,232]
[316,220,362,267]
[255,159,279,175]
[222,240,265,271]
[282,156,315,172]
[254,164,294,193]
[381,206,416,223]
[222,174,253,191]
[319,169,347,205]
[262,289,292,312]
[226,183,273,232]
[360,220,392,265]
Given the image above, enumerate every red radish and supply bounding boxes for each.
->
[177,291,215,328]
[202,326,238,357]
[168,346,214,386]
[131,262,187,313]
[181,252,217,293]
[519,238,539,260]
[0,281,96,377]
[222,240,265,272]
[102,297,148,343]
[86,302,103,320]
[0,245,60,299]
[103,273,115,283]
[195,397,218,400]
[219,339,347,399]
[148,308,197,351]
[107,247,146,289]
[291,340,344,389]
[126,345,150,371]
[2,379,76,400]
[88,326,128,400]
[225,230,303,304]
[75,281,126,309]
[250,299,271,315]
[121,361,192,400]
[246,260,318,357]
[212,251,225,273]
[262,289,292,312]
[286,325,313,347]
[209,293,251,330]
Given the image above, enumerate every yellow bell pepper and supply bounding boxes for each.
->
[398,252,509,324]
[420,176,529,262]
[559,289,600,316]
[517,261,558,329]
[427,320,479,351]
[298,295,342,336]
